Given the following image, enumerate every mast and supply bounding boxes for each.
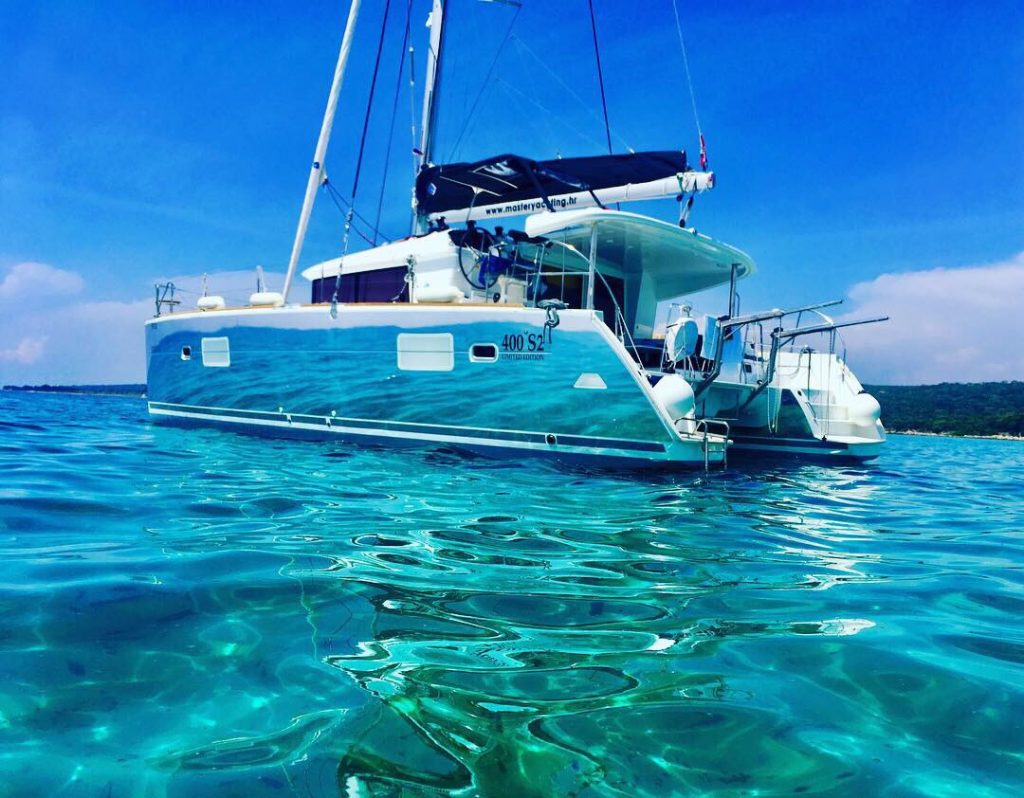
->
[413,0,446,233]
[280,0,363,304]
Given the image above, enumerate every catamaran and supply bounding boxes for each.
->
[145,0,886,465]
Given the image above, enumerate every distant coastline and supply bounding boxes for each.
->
[2,384,146,398]
[4,381,1021,440]
[891,430,1024,442]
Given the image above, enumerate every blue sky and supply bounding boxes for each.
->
[1,0,1022,384]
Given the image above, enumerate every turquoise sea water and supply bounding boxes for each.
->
[1,391,1022,797]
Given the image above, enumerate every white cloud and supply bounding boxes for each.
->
[0,263,286,386]
[0,261,84,299]
[838,252,1024,384]
[0,336,47,365]
[0,296,150,385]
[9,253,1017,388]
[61,299,153,382]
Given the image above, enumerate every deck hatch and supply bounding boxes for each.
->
[574,372,607,390]
[397,333,454,371]
[201,337,231,368]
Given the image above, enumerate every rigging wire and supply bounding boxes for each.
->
[446,3,522,161]
[350,0,393,201]
[671,0,707,169]
[495,77,605,153]
[373,0,414,244]
[323,1,404,247]
[587,0,614,156]
[323,180,382,247]
[497,78,557,154]
[510,35,632,152]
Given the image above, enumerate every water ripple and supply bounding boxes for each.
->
[0,392,1022,796]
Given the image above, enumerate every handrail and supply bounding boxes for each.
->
[153,283,180,317]
[738,326,784,411]
[695,417,730,437]
[693,299,881,400]
[694,418,730,470]
[722,299,843,330]
[777,316,889,341]
[736,314,886,411]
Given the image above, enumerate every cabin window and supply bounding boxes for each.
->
[469,343,498,362]
[397,333,454,371]
[201,337,230,368]
[180,345,192,361]
[593,275,625,326]
[537,272,584,309]
[311,266,409,304]
[534,271,624,326]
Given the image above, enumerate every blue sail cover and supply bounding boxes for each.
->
[415,150,689,219]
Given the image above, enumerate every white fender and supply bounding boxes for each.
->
[849,393,882,427]
[197,295,226,311]
[250,291,285,307]
[652,373,696,420]
[414,285,463,303]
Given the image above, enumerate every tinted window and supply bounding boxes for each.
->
[470,343,498,362]
[311,266,409,304]
[593,275,625,326]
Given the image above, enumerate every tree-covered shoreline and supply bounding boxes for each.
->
[865,382,1023,438]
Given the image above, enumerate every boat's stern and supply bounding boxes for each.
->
[732,350,887,460]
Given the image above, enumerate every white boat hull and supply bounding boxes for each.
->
[692,348,886,461]
[145,304,727,468]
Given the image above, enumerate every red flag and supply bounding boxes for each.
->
[699,133,708,171]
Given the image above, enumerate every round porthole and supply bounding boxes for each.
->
[180,345,192,361]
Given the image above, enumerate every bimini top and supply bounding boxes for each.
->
[415,150,711,223]
[525,208,756,298]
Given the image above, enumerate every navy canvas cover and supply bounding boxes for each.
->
[415,150,689,218]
